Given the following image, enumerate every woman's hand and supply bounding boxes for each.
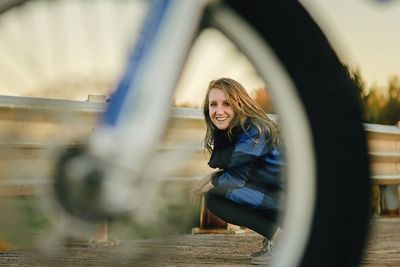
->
[189,171,218,202]
[200,181,214,194]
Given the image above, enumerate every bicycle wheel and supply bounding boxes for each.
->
[213,1,370,267]
[0,0,149,99]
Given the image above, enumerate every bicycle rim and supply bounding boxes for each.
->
[211,1,370,267]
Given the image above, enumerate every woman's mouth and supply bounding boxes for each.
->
[216,117,228,121]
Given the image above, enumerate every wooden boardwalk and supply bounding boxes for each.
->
[0,234,263,267]
[0,218,399,266]
[360,218,400,267]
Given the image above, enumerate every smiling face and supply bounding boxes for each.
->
[208,88,235,130]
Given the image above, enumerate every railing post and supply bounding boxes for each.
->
[87,95,118,246]
[192,196,245,234]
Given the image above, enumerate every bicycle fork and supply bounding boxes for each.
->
[54,0,206,221]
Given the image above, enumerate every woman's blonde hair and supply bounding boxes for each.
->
[202,78,280,153]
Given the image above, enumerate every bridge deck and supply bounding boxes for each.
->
[0,218,399,266]
[361,218,400,267]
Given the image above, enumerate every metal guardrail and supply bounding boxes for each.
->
[0,95,212,244]
[0,95,209,194]
[0,95,105,112]
[1,95,400,216]
[365,124,400,180]
[365,123,400,216]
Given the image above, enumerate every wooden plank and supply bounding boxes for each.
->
[0,233,263,266]
[0,219,399,266]
[360,218,400,266]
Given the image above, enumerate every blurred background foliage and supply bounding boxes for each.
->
[346,65,400,125]
[250,66,400,126]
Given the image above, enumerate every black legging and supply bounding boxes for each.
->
[205,186,279,239]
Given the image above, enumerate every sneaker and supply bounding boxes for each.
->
[251,239,278,265]
[250,238,269,257]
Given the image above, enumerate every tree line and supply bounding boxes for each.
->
[251,66,400,126]
[346,66,400,126]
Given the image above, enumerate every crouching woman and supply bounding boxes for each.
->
[190,78,284,265]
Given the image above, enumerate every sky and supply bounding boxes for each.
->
[0,0,399,106]
[177,0,400,106]
[173,29,265,107]
[301,0,400,88]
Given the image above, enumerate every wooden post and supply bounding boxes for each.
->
[397,185,400,216]
[199,196,227,230]
[371,184,381,217]
[86,95,117,246]
[91,220,108,243]
[89,220,119,247]
[192,196,245,234]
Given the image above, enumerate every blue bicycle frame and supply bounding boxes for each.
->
[84,0,206,215]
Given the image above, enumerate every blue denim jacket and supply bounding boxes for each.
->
[210,124,284,210]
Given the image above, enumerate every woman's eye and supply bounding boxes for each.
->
[210,103,216,107]
[224,102,230,106]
